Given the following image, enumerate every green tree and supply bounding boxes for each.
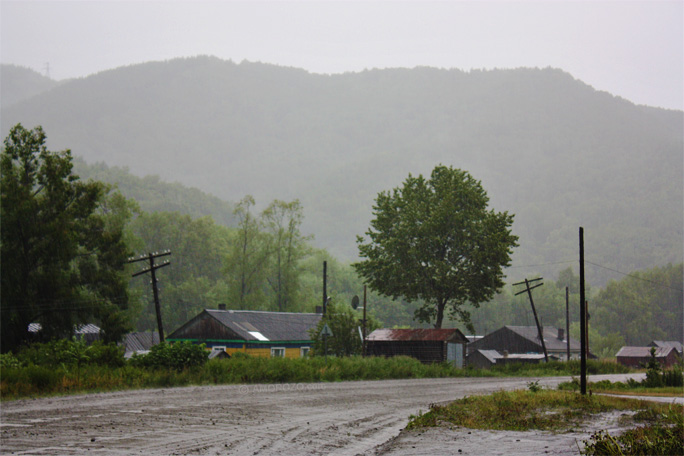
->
[1,124,132,351]
[354,165,518,329]
[223,196,270,309]
[128,211,231,331]
[262,199,311,312]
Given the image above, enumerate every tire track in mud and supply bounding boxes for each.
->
[1,374,644,455]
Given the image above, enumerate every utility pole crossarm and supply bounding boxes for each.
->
[131,260,170,277]
[513,277,548,363]
[128,251,172,343]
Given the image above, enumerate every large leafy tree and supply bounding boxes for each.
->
[1,124,132,351]
[354,165,518,329]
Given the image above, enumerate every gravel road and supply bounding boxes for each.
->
[1,373,647,455]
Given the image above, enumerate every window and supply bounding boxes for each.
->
[212,346,226,352]
[300,347,310,358]
[271,347,285,358]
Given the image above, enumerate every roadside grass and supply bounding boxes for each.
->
[1,353,633,401]
[558,377,684,397]
[406,389,668,432]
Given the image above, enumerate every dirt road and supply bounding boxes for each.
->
[1,374,645,455]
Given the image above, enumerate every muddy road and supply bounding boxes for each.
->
[1,374,645,455]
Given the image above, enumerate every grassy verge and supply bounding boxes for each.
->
[558,377,684,397]
[407,388,683,455]
[1,355,633,401]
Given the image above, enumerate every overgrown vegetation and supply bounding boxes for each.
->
[1,339,633,401]
[582,407,683,455]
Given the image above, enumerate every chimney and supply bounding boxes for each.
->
[315,305,323,314]
[218,303,226,311]
[557,328,565,341]
[503,350,509,358]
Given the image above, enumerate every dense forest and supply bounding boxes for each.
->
[1,59,682,355]
[1,58,681,287]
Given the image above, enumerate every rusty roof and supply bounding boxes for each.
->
[367,328,467,342]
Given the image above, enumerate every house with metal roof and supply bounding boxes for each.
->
[649,340,683,356]
[467,325,588,361]
[167,307,321,359]
[365,328,468,367]
[616,346,680,368]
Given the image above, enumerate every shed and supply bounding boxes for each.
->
[122,331,160,359]
[467,325,589,360]
[167,309,321,359]
[616,346,679,368]
[366,328,468,367]
[649,341,683,356]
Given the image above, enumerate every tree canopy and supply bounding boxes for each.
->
[354,165,518,329]
[1,124,132,351]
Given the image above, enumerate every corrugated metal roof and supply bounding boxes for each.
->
[367,328,467,342]
[650,341,683,353]
[123,332,160,352]
[616,346,674,358]
[28,323,101,334]
[476,349,501,363]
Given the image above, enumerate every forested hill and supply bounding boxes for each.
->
[2,57,682,285]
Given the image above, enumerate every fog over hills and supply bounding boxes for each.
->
[2,57,682,285]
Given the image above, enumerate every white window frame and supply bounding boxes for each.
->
[300,347,310,358]
[212,346,226,352]
[271,347,286,358]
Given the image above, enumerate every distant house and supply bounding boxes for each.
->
[649,341,683,357]
[167,307,321,359]
[467,325,589,360]
[616,346,679,368]
[365,328,468,367]
[28,322,101,344]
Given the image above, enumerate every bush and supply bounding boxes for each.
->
[14,340,125,368]
[128,341,208,371]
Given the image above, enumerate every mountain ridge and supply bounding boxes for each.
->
[2,57,681,285]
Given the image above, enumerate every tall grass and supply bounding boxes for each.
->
[1,355,632,401]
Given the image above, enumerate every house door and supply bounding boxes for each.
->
[447,343,464,368]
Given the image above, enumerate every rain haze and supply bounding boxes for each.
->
[1,0,682,111]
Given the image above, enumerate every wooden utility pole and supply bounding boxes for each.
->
[514,277,548,362]
[322,261,328,316]
[565,286,570,361]
[129,251,171,343]
[363,285,368,357]
[579,227,587,395]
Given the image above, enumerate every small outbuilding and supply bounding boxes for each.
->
[365,328,468,367]
[616,346,680,368]
[649,340,683,357]
[467,325,588,360]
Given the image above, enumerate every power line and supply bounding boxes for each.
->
[585,260,683,292]
[508,260,575,269]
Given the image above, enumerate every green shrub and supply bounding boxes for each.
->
[14,340,125,368]
[0,352,21,369]
[128,341,208,371]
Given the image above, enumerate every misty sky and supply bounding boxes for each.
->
[1,1,682,111]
